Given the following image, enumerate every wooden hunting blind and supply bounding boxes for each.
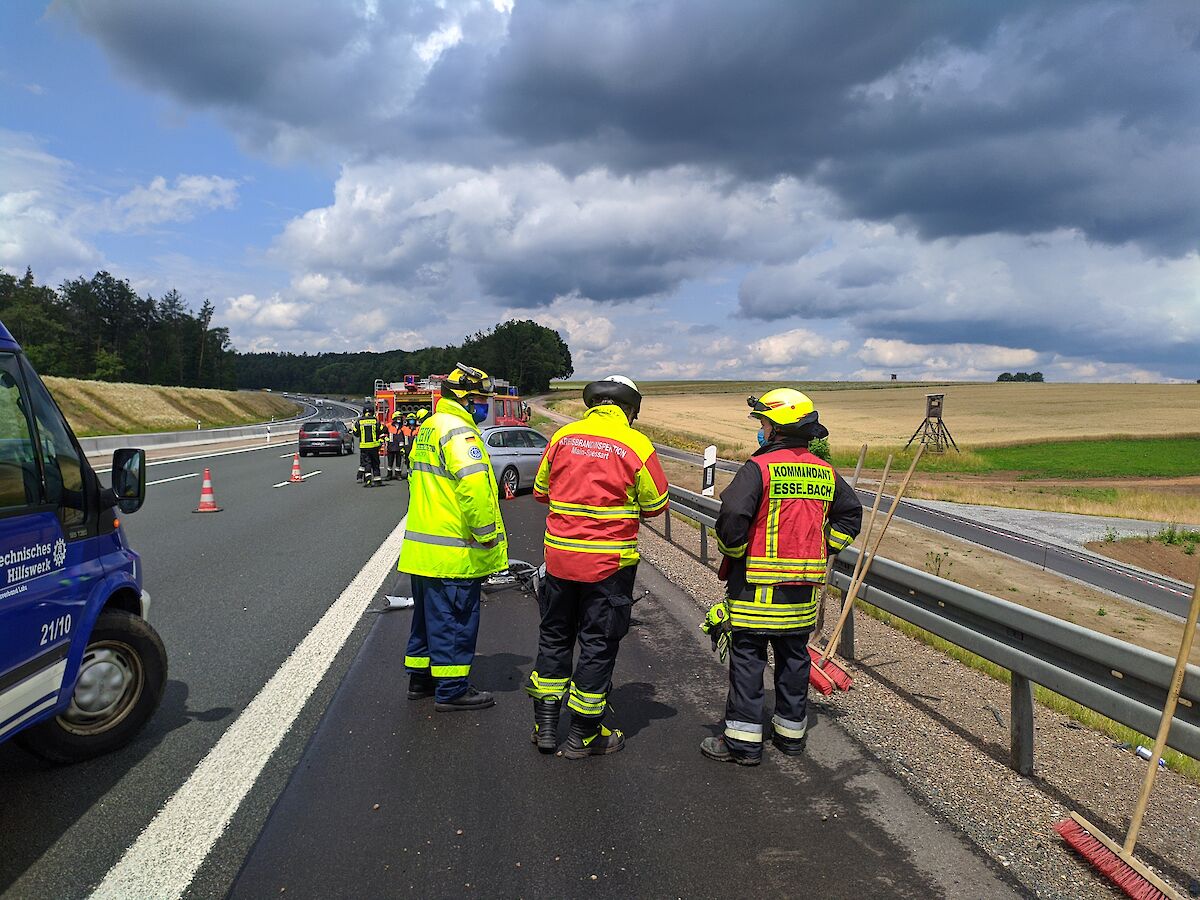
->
[906,392,959,453]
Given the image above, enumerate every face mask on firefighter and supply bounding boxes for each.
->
[471,400,488,424]
[757,427,767,447]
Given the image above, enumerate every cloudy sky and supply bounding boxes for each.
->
[2,0,1198,382]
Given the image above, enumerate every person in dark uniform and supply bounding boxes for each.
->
[354,405,383,487]
[701,389,862,765]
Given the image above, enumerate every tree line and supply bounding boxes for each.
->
[0,267,236,388]
[1,267,574,396]
[996,372,1045,382]
[237,319,574,396]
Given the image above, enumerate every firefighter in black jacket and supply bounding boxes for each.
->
[701,389,862,766]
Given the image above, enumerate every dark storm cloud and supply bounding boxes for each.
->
[66,0,1200,255]
[484,0,1200,255]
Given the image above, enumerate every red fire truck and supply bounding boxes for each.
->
[372,375,530,428]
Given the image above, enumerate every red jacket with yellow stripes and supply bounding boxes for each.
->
[534,405,670,582]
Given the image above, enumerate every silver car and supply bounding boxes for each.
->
[481,426,549,495]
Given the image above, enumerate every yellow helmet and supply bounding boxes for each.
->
[747,388,817,428]
[415,409,430,422]
[441,362,496,402]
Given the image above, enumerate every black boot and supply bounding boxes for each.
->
[771,733,807,756]
[559,715,624,759]
[530,698,561,754]
[407,674,435,700]
[435,686,495,712]
[700,734,761,766]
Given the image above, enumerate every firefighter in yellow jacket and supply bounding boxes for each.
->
[399,364,508,711]
[702,389,861,764]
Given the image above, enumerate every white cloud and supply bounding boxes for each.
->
[108,174,239,229]
[750,328,849,367]
[857,338,1038,371]
[226,293,315,331]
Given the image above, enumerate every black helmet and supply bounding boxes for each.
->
[362,404,373,415]
[583,375,642,421]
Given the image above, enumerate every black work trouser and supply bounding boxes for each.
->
[360,447,381,481]
[526,567,637,721]
[386,448,403,475]
[723,630,811,758]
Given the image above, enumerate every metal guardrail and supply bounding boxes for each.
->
[76,396,329,454]
[663,484,1200,774]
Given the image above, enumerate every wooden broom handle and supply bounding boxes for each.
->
[823,445,924,663]
[820,455,892,663]
[1124,568,1200,853]
[815,445,869,637]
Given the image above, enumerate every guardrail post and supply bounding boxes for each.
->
[699,525,709,566]
[842,603,856,660]
[664,506,672,542]
[1010,672,1035,776]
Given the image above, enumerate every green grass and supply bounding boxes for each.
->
[1153,524,1200,546]
[974,438,1200,478]
[826,437,1200,479]
[856,600,1199,780]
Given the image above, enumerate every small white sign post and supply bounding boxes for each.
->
[702,444,717,497]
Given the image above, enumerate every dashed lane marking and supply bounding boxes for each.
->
[147,473,197,487]
[90,517,408,900]
[96,441,300,474]
[272,470,323,488]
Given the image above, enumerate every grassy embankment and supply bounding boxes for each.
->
[46,377,301,437]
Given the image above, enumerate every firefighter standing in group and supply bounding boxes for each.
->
[524,376,669,758]
[354,404,383,487]
[384,410,407,480]
[701,389,862,765]
[399,364,508,711]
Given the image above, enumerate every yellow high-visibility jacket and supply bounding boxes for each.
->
[398,400,508,578]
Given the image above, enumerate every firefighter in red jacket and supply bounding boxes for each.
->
[525,376,669,758]
[701,389,862,766]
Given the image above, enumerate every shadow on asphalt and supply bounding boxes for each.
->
[0,679,233,892]
[608,680,677,738]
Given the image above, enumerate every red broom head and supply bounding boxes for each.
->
[1054,818,1171,900]
[808,665,835,696]
[807,645,824,667]
[820,659,854,692]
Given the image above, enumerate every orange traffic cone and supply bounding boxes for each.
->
[290,452,303,483]
[504,480,516,501]
[193,468,222,513]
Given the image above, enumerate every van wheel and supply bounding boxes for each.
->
[501,466,519,496]
[15,609,167,764]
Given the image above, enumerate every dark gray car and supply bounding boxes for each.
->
[299,420,353,456]
[481,426,549,495]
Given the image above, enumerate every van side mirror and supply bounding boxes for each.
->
[111,448,146,514]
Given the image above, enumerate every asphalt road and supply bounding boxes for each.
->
[0,439,409,899]
[0,443,1026,899]
[229,496,1021,899]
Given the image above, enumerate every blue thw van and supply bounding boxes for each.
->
[0,320,164,762]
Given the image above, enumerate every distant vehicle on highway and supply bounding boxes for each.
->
[299,420,354,456]
[481,425,549,496]
[0,318,163,763]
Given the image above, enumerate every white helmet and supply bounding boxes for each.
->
[583,375,642,420]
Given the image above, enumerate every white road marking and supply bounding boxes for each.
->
[90,517,408,900]
[96,441,300,474]
[271,470,323,488]
[147,473,197,487]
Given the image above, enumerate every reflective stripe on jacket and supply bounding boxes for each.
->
[397,401,508,579]
[355,416,382,449]
[715,439,862,633]
[533,405,669,582]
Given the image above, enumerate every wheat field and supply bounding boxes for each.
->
[626,383,1200,457]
